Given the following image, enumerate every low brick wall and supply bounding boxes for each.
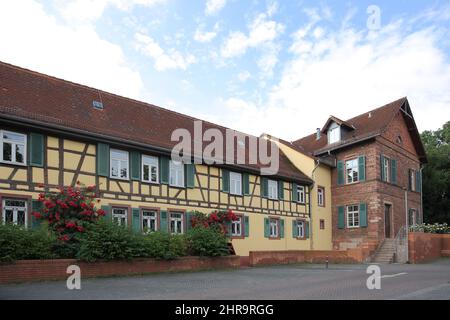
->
[408,232,450,263]
[248,250,358,266]
[0,256,241,284]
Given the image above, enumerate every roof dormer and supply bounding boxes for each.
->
[321,116,355,145]
[327,122,341,144]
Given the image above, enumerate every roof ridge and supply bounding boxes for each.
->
[0,60,257,139]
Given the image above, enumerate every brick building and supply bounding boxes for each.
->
[293,98,427,251]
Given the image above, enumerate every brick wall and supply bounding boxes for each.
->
[408,233,450,263]
[248,250,359,266]
[0,256,241,284]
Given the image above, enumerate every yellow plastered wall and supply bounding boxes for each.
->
[275,142,333,250]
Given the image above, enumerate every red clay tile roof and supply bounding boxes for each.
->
[293,97,427,163]
[0,61,312,184]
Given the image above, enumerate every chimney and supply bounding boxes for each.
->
[316,128,321,140]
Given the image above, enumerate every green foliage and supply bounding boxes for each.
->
[0,223,55,263]
[76,221,142,262]
[141,232,187,260]
[421,121,450,224]
[410,223,449,234]
[186,226,230,257]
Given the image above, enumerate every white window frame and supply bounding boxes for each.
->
[383,157,390,182]
[297,185,305,204]
[169,160,184,187]
[2,198,27,227]
[0,130,27,166]
[328,123,341,144]
[268,179,278,200]
[269,218,279,238]
[110,149,129,180]
[142,210,157,233]
[346,204,360,228]
[112,207,127,226]
[231,216,242,236]
[229,172,242,195]
[142,155,159,184]
[296,220,305,238]
[318,187,324,206]
[346,158,359,184]
[169,212,184,234]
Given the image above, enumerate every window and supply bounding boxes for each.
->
[169,160,184,187]
[268,179,278,200]
[1,130,26,165]
[231,216,242,236]
[317,187,325,206]
[110,149,129,180]
[142,155,159,183]
[408,209,420,226]
[296,220,305,238]
[297,185,305,203]
[328,123,341,144]
[347,205,359,228]
[320,219,325,230]
[383,157,390,182]
[169,212,184,234]
[229,172,242,195]
[346,159,359,184]
[112,207,127,226]
[269,218,278,238]
[142,210,157,233]
[2,199,27,226]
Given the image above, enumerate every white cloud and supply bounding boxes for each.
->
[0,0,143,99]
[238,71,251,82]
[221,10,285,58]
[53,0,167,24]
[194,23,219,43]
[205,0,226,16]
[134,33,196,71]
[214,15,450,140]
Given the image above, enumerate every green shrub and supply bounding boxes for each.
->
[0,223,55,263]
[141,232,187,260]
[76,221,143,262]
[186,226,229,257]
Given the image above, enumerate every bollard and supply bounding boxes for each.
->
[326,256,329,269]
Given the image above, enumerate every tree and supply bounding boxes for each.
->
[421,121,450,224]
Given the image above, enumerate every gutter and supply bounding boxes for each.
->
[309,159,321,250]
[313,133,380,156]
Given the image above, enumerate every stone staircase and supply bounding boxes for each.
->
[371,239,396,264]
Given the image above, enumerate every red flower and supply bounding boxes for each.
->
[68,201,78,208]
[76,226,84,232]
[60,203,69,209]
[65,222,76,228]
[96,209,106,216]
[32,212,41,219]
[58,235,70,242]
[44,200,56,209]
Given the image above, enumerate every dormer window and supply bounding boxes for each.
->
[328,122,341,144]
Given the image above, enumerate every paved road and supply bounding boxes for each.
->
[1,259,449,300]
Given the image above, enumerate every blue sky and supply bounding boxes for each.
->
[0,0,449,140]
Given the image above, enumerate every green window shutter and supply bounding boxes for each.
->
[160,210,168,232]
[261,177,268,198]
[280,219,285,238]
[29,133,44,167]
[292,182,298,202]
[130,151,141,181]
[159,157,169,184]
[96,143,110,177]
[358,155,365,181]
[337,160,344,185]
[221,169,230,192]
[244,216,249,237]
[101,205,110,221]
[416,171,421,193]
[380,154,385,182]
[225,221,232,237]
[305,222,310,239]
[186,211,193,231]
[278,181,284,200]
[132,208,140,233]
[185,164,196,188]
[359,203,367,228]
[264,217,269,238]
[31,200,43,229]
[242,173,250,195]
[391,159,397,185]
[338,206,345,229]
[292,220,298,238]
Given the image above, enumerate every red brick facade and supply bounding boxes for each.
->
[331,110,423,250]
[408,233,450,263]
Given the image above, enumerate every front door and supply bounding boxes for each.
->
[384,204,392,238]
